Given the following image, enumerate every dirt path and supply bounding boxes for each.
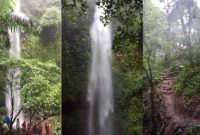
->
[156,69,199,134]
[157,70,182,122]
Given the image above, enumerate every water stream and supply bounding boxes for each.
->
[87,6,113,135]
[6,0,27,126]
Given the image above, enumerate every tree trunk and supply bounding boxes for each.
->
[147,59,157,134]
[144,42,157,134]
[188,7,193,67]
[180,8,193,67]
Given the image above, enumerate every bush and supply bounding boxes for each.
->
[173,67,200,96]
[170,61,185,76]
[114,69,144,135]
[52,117,61,135]
[173,68,191,94]
[186,74,200,96]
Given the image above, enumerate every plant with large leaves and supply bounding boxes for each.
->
[0,0,31,52]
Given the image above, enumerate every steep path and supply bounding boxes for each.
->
[156,69,200,135]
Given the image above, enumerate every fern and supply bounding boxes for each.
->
[0,0,32,50]
[0,0,15,15]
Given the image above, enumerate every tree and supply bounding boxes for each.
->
[167,0,198,67]
[6,66,22,130]
[22,76,60,134]
[20,59,60,135]
[0,58,60,131]
[144,0,168,134]
[21,0,61,65]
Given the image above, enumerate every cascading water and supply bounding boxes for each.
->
[7,0,28,126]
[87,6,113,135]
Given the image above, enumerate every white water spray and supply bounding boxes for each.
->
[6,0,28,126]
[87,6,113,135]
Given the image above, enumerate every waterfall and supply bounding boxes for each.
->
[87,6,113,135]
[6,0,28,126]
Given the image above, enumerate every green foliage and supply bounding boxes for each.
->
[152,69,161,83]
[144,0,168,64]
[144,0,167,34]
[96,0,142,25]
[22,33,61,64]
[143,0,168,86]
[186,74,200,96]
[170,61,185,75]
[173,68,192,95]
[173,67,200,96]
[39,7,61,26]
[112,1,144,127]
[0,0,31,57]
[0,0,31,32]
[62,5,90,134]
[0,58,61,116]
[38,7,61,45]
[62,0,87,17]
[113,37,142,70]
[0,0,14,15]
[186,125,200,135]
[112,0,143,70]
[22,75,51,107]
[0,0,61,130]
[114,69,143,135]
[52,116,61,135]
[62,12,90,103]
[21,76,60,115]
[20,0,61,64]
[22,34,40,58]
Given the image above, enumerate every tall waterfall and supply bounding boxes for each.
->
[87,6,113,135]
[7,0,27,125]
